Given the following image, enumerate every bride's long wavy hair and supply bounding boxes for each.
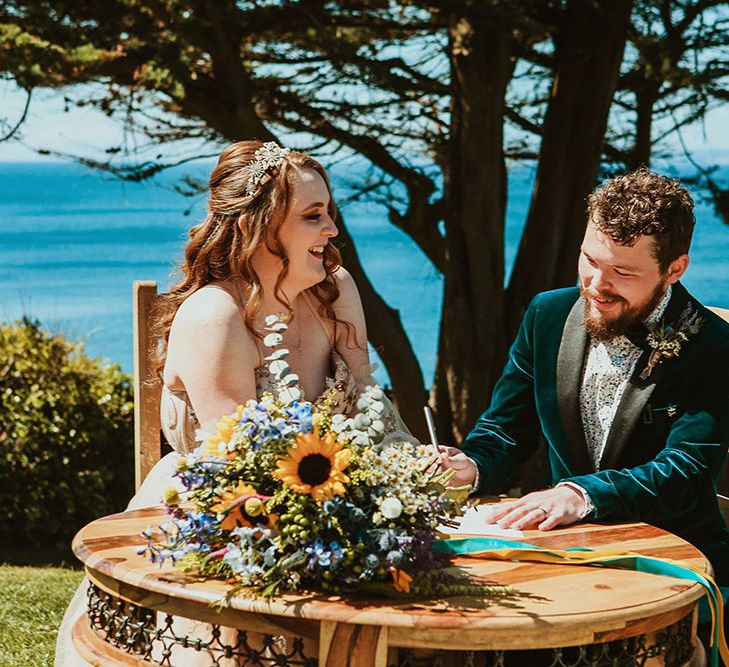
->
[150,140,348,378]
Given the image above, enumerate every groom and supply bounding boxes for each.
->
[442,167,729,585]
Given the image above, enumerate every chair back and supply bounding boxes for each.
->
[133,281,162,491]
[719,495,729,527]
[708,306,729,323]
[708,307,729,499]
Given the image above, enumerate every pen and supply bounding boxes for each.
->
[423,405,440,458]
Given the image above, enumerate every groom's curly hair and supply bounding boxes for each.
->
[587,167,695,272]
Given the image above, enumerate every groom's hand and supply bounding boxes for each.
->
[481,486,587,531]
[437,445,477,488]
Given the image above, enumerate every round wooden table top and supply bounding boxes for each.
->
[73,505,709,650]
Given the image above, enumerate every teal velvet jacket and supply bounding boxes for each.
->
[463,283,729,584]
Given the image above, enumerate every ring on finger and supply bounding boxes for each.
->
[535,507,548,517]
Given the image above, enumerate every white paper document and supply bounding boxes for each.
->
[439,504,524,538]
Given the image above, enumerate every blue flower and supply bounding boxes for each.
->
[328,541,343,566]
[322,499,341,515]
[223,545,246,573]
[263,545,278,567]
[285,402,313,433]
[305,540,333,569]
[364,554,380,570]
[386,549,403,565]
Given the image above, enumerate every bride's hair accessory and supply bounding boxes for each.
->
[245,141,291,196]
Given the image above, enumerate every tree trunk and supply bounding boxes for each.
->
[431,10,512,443]
[335,213,428,440]
[506,0,635,335]
[626,81,659,170]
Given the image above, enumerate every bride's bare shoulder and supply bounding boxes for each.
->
[331,266,360,304]
[173,282,244,330]
[166,281,257,376]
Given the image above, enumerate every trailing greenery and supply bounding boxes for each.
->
[0,317,134,546]
[0,564,83,667]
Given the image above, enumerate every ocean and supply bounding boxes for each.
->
[1,161,727,385]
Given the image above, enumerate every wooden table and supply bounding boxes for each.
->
[71,506,709,666]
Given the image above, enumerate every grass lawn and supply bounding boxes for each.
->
[0,559,83,667]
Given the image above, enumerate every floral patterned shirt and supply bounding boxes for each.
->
[580,286,672,470]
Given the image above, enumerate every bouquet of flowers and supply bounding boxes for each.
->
[140,316,505,599]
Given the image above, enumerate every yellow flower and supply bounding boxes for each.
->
[210,481,258,531]
[201,407,245,459]
[311,413,323,434]
[162,487,180,506]
[274,432,350,502]
[389,568,413,593]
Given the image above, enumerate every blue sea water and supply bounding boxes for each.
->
[0,161,727,385]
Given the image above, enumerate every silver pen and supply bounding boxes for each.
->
[423,405,440,458]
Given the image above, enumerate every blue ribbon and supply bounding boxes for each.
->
[434,536,727,666]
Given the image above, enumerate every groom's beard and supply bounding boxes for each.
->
[581,281,667,341]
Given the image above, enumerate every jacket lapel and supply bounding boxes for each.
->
[599,282,693,471]
[556,297,592,475]
[598,371,656,470]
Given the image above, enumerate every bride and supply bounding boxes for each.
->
[55,140,411,666]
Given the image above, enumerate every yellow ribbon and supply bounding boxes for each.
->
[434,538,728,666]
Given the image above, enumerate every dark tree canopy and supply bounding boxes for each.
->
[1,0,727,448]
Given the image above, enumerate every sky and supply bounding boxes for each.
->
[1,81,729,166]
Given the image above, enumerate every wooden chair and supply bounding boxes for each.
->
[708,307,729,500]
[133,281,162,491]
[719,495,729,526]
[708,307,729,321]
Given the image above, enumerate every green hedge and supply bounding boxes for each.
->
[0,318,134,546]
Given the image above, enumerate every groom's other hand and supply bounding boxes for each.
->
[481,486,587,531]
[437,445,477,488]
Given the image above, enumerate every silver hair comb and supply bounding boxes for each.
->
[245,141,291,196]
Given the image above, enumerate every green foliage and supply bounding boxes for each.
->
[0,317,134,546]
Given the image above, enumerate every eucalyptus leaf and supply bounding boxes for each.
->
[264,349,289,361]
[278,386,301,404]
[263,332,283,348]
[268,359,290,377]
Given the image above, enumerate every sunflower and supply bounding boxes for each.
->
[274,432,350,502]
[210,481,259,530]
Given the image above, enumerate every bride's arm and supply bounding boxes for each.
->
[164,286,260,424]
[330,267,372,384]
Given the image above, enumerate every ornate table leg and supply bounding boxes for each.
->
[318,621,388,667]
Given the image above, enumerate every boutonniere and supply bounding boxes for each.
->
[639,306,703,380]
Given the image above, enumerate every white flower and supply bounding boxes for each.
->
[354,413,371,429]
[380,497,403,519]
